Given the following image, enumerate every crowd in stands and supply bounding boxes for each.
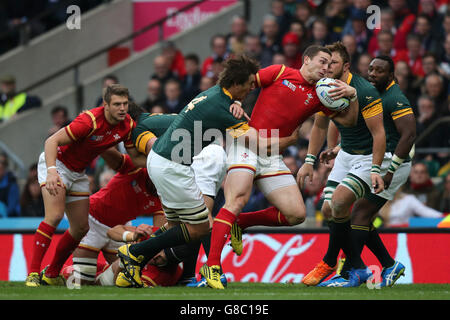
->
[1,0,450,227]
[0,0,109,55]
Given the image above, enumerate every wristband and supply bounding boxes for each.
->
[122,231,132,242]
[233,100,242,106]
[387,154,405,174]
[47,166,58,171]
[349,93,357,102]
[371,164,381,175]
[305,154,316,165]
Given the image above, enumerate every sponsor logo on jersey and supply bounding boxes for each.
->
[241,152,249,159]
[366,96,373,100]
[282,79,296,92]
[90,135,103,141]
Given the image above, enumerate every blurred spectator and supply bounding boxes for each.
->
[162,79,185,114]
[342,10,371,54]
[20,176,44,217]
[439,173,450,213]
[373,30,408,64]
[227,15,249,55]
[356,53,372,79]
[404,33,425,78]
[48,105,71,137]
[394,60,420,104]
[0,74,41,123]
[181,53,202,101]
[0,153,20,217]
[202,34,230,78]
[419,0,445,37]
[161,40,186,80]
[416,95,439,139]
[380,190,444,227]
[199,76,215,92]
[94,74,119,107]
[281,32,302,69]
[141,79,164,112]
[28,162,38,180]
[260,14,282,67]
[151,55,176,88]
[367,7,410,56]
[438,33,450,80]
[325,0,350,42]
[389,0,416,31]
[244,34,263,63]
[270,0,292,36]
[414,13,442,56]
[150,104,169,114]
[294,2,316,29]
[288,20,308,53]
[403,162,441,209]
[210,57,225,83]
[342,34,360,73]
[309,18,332,46]
[422,53,440,77]
[422,73,447,115]
[272,53,287,65]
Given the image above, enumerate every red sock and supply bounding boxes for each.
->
[29,221,56,273]
[207,208,236,267]
[45,230,80,278]
[236,206,290,230]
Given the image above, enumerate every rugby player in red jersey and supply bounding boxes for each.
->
[68,154,166,285]
[25,85,136,286]
[201,45,360,289]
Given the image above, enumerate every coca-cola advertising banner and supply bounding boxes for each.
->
[133,0,237,51]
[2,233,450,283]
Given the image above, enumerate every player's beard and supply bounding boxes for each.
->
[333,68,343,81]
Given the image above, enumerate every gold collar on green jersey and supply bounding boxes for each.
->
[346,72,353,85]
[222,87,233,100]
[385,80,395,92]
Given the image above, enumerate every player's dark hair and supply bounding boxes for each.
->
[127,101,146,122]
[375,55,395,74]
[302,45,331,63]
[326,41,350,64]
[218,55,260,88]
[103,84,129,105]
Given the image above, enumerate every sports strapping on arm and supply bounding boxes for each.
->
[364,112,386,193]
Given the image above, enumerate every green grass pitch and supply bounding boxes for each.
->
[1,281,449,300]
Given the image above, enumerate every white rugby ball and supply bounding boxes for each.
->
[315,78,350,112]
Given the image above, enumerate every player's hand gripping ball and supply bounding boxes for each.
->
[316,78,350,111]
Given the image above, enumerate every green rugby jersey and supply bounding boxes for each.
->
[332,73,383,155]
[131,113,177,154]
[152,85,249,165]
[380,80,414,154]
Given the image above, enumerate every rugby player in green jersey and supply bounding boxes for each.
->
[323,56,416,287]
[116,56,299,287]
[298,42,387,287]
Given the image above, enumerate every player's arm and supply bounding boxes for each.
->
[296,114,329,188]
[44,127,73,196]
[383,112,416,188]
[107,224,154,242]
[101,147,126,171]
[327,79,358,127]
[126,146,148,169]
[364,112,386,194]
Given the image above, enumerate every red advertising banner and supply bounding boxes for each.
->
[133,0,237,51]
[2,233,450,283]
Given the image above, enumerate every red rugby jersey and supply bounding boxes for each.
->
[141,263,183,287]
[249,64,334,138]
[57,106,135,172]
[89,155,163,228]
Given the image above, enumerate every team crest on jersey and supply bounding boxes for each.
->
[90,135,103,141]
[282,80,296,91]
[113,133,121,140]
[305,93,313,105]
